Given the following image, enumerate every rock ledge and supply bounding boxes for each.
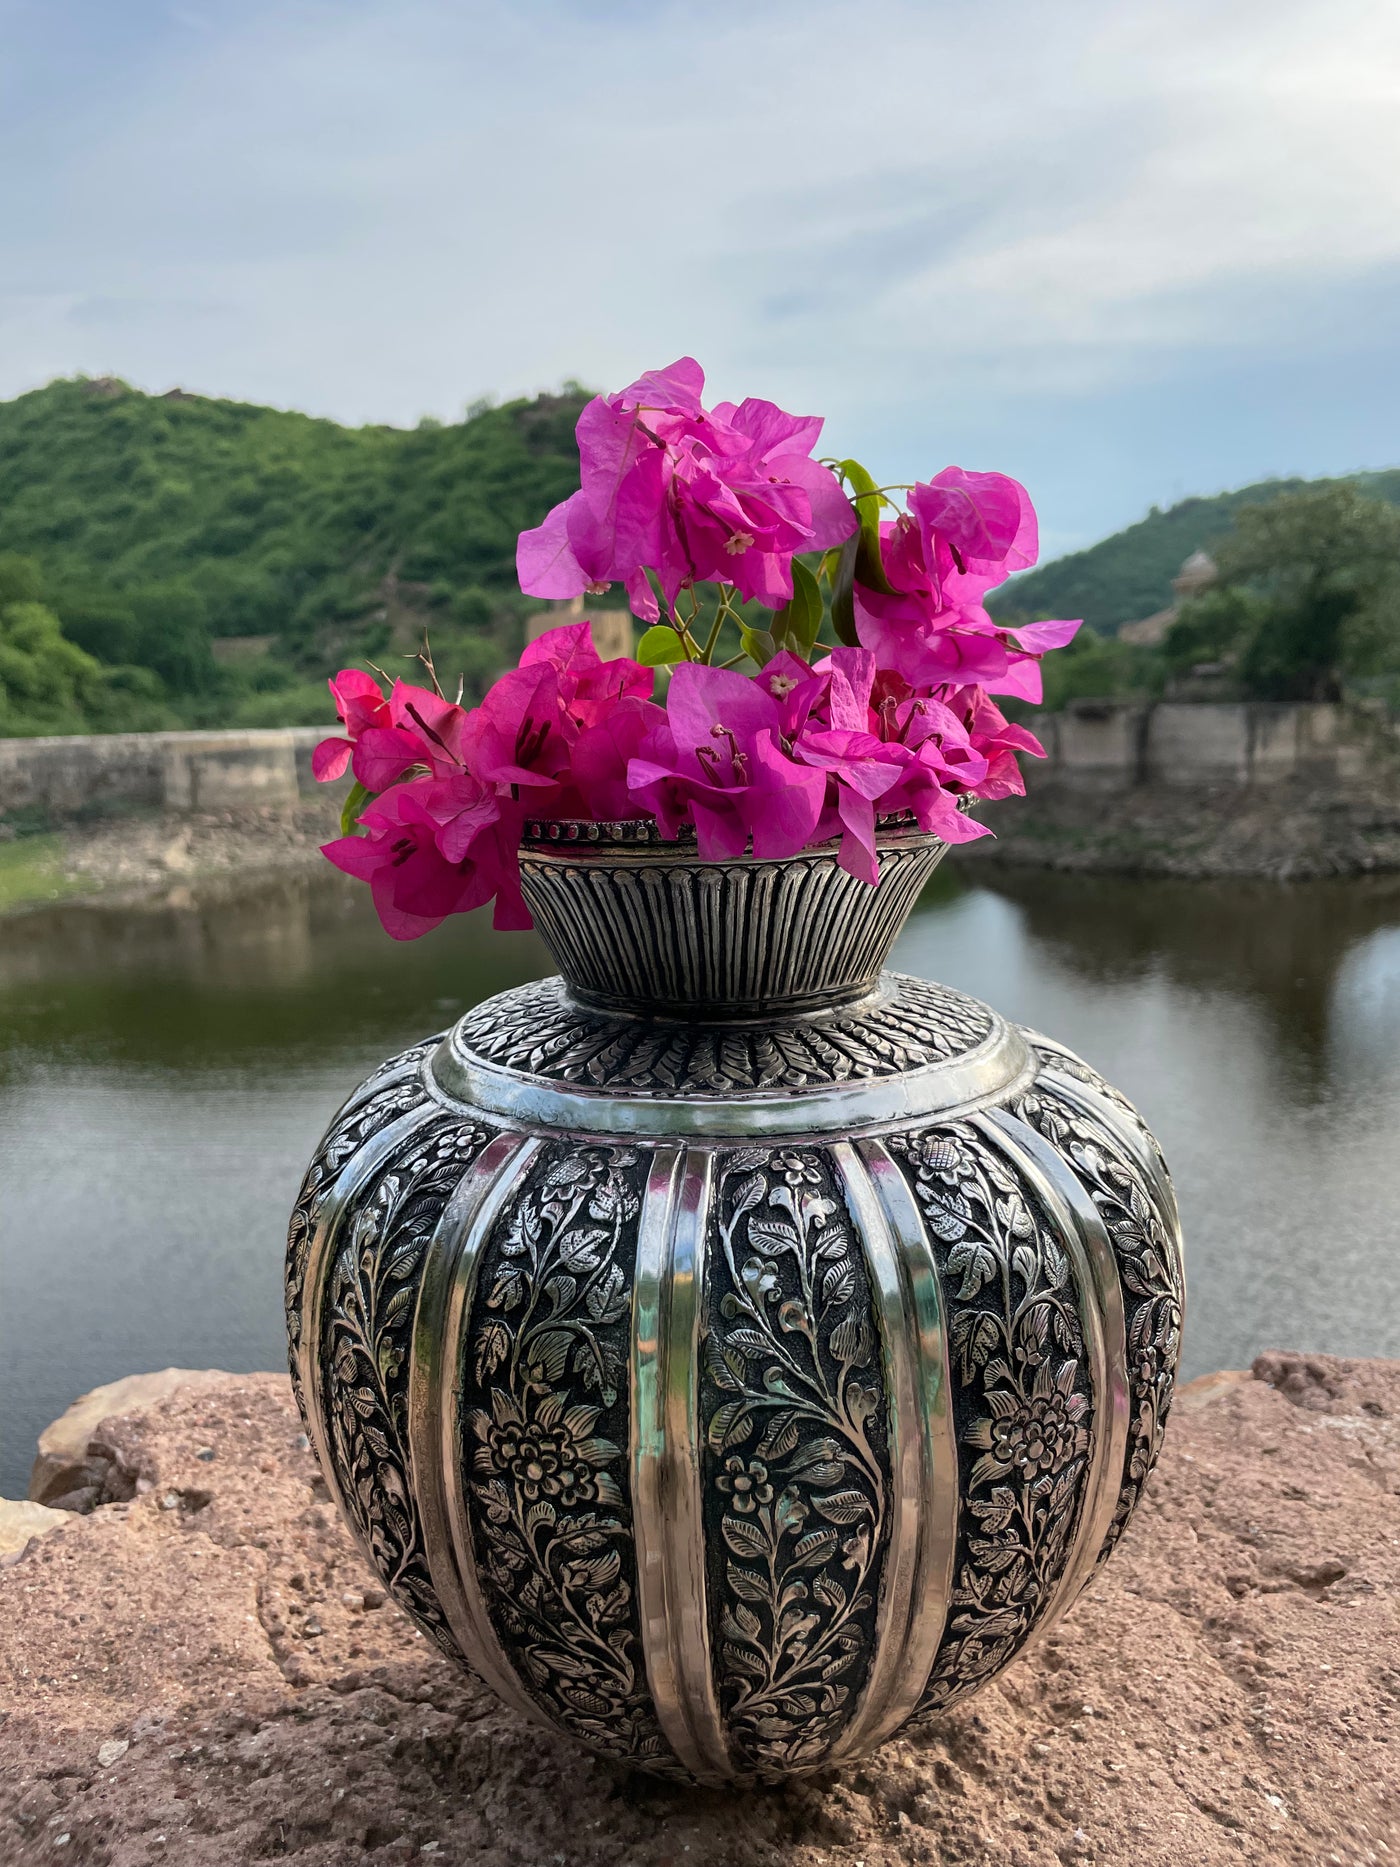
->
[2,1353,1398,1866]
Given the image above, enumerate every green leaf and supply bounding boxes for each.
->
[838,458,888,573]
[829,534,861,647]
[339,779,374,836]
[740,624,777,669]
[636,624,687,667]
[771,559,823,655]
[829,458,896,647]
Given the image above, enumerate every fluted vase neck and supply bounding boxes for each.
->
[516,818,950,1021]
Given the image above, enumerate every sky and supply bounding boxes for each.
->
[1,0,1398,558]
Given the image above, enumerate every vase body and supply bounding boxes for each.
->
[286,822,1184,1784]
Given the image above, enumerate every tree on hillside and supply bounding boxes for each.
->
[1166,486,1400,701]
[0,551,108,735]
[0,553,168,735]
[0,379,590,732]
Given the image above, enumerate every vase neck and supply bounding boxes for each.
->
[516,825,949,1022]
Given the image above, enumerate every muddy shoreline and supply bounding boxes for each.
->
[965,774,1400,882]
[0,803,339,917]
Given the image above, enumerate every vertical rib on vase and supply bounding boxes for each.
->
[287,820,1184,1783]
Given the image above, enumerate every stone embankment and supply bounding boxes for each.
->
[0,728,334,820]
[2,1352,1397,1865]
[0,728,351,917]
[966,770,1400,880]
[960,697,1400,880]
[3,707,1400,901]
[18,802,342,910]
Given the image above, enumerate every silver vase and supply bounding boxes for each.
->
[286,820,1184,1784]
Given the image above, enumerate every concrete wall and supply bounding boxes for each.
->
[1030,700,1372,788]
[0,727,336,820]
[1036,705,1147,788]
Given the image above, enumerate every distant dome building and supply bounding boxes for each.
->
[1117,551,1218,646]
[1172,550,1218,600]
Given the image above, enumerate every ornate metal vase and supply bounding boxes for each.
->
[286,820,1184,1784]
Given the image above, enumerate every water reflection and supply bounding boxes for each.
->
[2,863,1398,1495]
[897,869,1400,1399]
[975,868,1400,1086]
[0,871,552,1077]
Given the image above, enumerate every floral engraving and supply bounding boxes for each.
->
[890,1123,1093,1713]
[700,1148,889,1777]
[1016,1086,1183,1557]
[1027,1035,1174,1189]
[285,1063,432,1420]
[321,1116,494,1656]
[341,1031,443,1109]
[454,973,992,1097]
[461,1144,675,1773]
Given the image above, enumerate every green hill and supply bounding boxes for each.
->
[3,374,1399,736]
[996,469,1400,632]
[0,376,589,734]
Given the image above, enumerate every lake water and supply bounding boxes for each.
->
[4,862,1400,1496]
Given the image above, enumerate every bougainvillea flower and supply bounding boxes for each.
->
[852,588,1005,689]
[320,781,503,941]
[388,681,471,762]
[853,584,1081,702]
[569,697,667,821]
[312,669,395,781]
[414,775,533,930]
[951,687,1049,800]
[753,648,829,741]
[317,373,1083,938]
[345,724,430,792]
[658,396,858,609]
[460,661,576,797]
[796,732,905,883]
[909,469,1038,586]
[627,661,826,859]
[517,361,856,621]
[520,621,654,719]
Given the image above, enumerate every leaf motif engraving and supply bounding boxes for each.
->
[460,1143,678,1776]
[1015,1086,1183,1558]
[319,1115,494,1659]
[890,1122,1094,1716]
[285,1044,441,1431]
[285,1067,433,1389]
[700,1149,890,1778]
[452,974,992,1097]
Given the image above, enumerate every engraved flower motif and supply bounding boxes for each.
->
[912,1136,973,1184]
[740,1255,782,1304]
[717,1456,774,1514]
[990,1397,1072,1477]
[771,1151,823,1189]
[476,1394,616,1505]
[968,1362,1088,1482]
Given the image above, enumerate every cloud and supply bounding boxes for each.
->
[0,0,1397,548]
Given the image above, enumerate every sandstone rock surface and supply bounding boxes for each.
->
[29,1369,239,1511]
[0,1500,69,1563]
[2,1354,1398,1866]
